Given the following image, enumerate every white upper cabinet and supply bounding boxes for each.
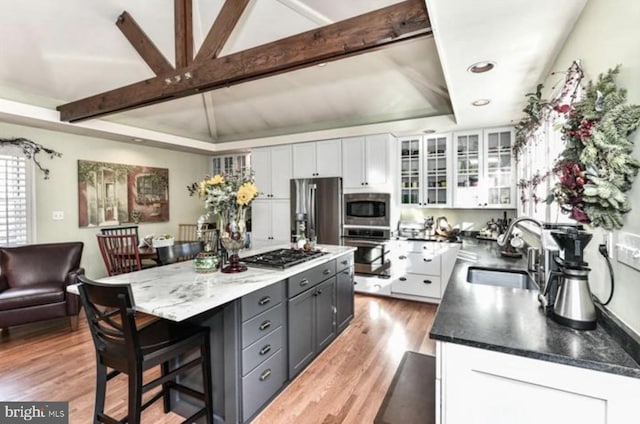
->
[452,127,515,209]
[453,130,483,208]
[292,139,342,179]
[252,145,292,199]
[483,127,516,208]
[211,153,250,176]
[342,136,366,189]
[399,134,452,207]
[342,134,391,190]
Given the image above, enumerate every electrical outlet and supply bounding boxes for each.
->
[603,231,614,258]
[52,211,64,220]
[617,232,640,271]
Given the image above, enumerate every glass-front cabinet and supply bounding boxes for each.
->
[452,127,516,208]
[453,131,482,208]
[484,127,516,208]
[211,153,250,175]
[398,134,452,207]
[400,136,421,205]
[424,134,451,206]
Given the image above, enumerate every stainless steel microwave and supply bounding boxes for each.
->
[344,193,390,227]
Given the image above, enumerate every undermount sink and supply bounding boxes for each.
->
[467,266,538,290]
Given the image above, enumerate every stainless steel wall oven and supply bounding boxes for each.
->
[342,227,390,277]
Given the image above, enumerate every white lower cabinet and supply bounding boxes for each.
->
[438,342,640,424]
[388,240,459,302]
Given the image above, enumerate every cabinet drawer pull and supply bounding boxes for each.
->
[259,320,271,331]
[259,369,272,381]
[317,289,323,295]
[424,280,432,284]
[341,260,349,265]
[399,255,407,260]
[259,344,272,356]
[423,258,432,262]
[323,269,331,275]
[423,246,428,250]
[342,270,350,275]
[258,296,271,306]
[399,277,407,282]
[299,279,309,287]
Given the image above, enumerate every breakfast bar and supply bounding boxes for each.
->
[71,244,355,424]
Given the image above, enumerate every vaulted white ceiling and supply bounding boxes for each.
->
[0,0,587,151]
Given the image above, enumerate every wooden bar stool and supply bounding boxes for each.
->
[77,275,213,424]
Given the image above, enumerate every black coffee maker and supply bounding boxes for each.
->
[546,227,597,330]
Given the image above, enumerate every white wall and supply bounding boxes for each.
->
[400,207,516,231]
[542,0,640,333]
[0,122,211,278]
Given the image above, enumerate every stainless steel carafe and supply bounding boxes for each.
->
[547,227,597,330]
[552,264,597,330]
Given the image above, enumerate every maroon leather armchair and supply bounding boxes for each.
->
[0,242,84,333]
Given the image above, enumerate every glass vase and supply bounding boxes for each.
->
[219,208,247,273]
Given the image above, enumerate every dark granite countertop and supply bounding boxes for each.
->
[429,237,640,379]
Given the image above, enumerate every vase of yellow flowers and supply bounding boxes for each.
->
[188,170,258,273]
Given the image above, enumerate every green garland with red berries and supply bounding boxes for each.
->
[515,62,640,230]
[551,65,640,229]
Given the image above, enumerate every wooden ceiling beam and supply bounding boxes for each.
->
[194,0,251,63]
[57,0,431,123]
[175,0,194,68]
[116,11,174,75]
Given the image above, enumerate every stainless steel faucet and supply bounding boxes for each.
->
[497,217,560,305]
[496,217,544,247]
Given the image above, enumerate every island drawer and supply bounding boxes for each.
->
[335,252,354,272]
[241,281,285,322]
[406,252,441,275]
[242,326,285,377]
[242,348,286,421]
[287,259,337,298]
[242,303,285,348]
[391,273,441,298]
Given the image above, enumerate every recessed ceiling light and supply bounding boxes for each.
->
[467,61,496,73]
[472,99,491,107]
[422,129,436,134]
[317,63,327,68]
[132,138,143,142]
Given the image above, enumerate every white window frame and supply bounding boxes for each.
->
[0,145,36,246]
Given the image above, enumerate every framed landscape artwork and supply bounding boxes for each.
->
[78,160,169,227]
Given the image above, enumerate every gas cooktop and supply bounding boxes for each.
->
[242,248,327,269]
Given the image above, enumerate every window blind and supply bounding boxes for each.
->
[0,154,28,245]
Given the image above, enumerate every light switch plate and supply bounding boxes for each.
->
[52,211,64,220]
[616,231,640,271]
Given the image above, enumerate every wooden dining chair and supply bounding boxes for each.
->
[101,225,140,240]
[178,224,198,241]
[77,275,213,424]
[97,234,142,276]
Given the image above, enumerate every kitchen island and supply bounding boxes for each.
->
[71,244,355,424]
[430,238,640,424]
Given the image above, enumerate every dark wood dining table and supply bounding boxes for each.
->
[136,246,157,260]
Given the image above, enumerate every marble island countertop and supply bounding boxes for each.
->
[69,244,355,322]
[430,237,640,379]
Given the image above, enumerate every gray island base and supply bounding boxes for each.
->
[70,245,355,424]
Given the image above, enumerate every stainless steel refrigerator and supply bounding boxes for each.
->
[290,177,342,245]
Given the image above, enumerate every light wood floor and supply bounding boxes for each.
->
[0,295,437,423]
